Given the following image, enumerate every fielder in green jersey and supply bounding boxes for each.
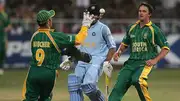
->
[22,10,94,101]
[0,0,11,75]
[109,2,170,101]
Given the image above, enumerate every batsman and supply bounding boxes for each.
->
[109,2,170,101]
[22,9,94,101]
[60,4,116,101]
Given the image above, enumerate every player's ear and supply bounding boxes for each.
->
[48,18,52,22]
[48,18,52,27]
[148,13,152,17]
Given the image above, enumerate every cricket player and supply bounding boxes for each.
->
[22,10,94,101]
[61,4,116,101]
[0,0,11,75]
[109,2,170,101]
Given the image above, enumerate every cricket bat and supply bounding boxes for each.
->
[105,74,110,101]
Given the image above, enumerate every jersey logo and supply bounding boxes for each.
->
[130,34,135,38]
[92,32,96,36]
[143,33,148,39]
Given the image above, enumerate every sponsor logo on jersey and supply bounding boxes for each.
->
[130,34,135,38]
[143,33,148,39]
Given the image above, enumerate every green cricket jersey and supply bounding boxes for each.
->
[122,20,170,60]
[30,29,75,69]
[0,11,10,45]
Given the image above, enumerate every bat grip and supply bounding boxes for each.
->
[105,74,110,101]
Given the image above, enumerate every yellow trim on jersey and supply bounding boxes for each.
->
[135,20,141,24]
[162,46,170,50]
[129,24,136,33]
[139,65,153,101]
[56,70,59,77]
[22,77,27,100]
[38,28,61,53]
[145,21,153,26]
[50,29,55,32]
[121,42,128,46]
[45,31,61,53]
[22,69,30,100]
[75,26,88,44]
[129,21,139,33]
[148,26,155,45]
[30,31,39,43]
[128,20,155,45]
[38,29,54,32]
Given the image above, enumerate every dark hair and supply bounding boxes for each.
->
[138,2,154,14]
[37,20,47,26]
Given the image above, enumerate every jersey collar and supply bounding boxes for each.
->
[136,20,152,26]
[90,20,100,28]
[38,28,55,32]
[145,21,152,26]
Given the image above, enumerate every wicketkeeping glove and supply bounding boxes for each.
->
[60,56,72,71]
[82,12,94,27]
[103,61,113,78]
[62,47,92,63]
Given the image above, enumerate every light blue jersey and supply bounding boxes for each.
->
[80,21,116,57]
[68,21,116,101]
[75,21,116,84]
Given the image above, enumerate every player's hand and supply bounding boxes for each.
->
[103,61,113,78]
[60,57,72,71]
[113,52,120,62]
[146,59,158,66]
[82,12,94,27]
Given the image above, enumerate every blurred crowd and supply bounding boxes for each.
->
[5,0,180,34]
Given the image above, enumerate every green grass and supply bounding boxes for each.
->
[0,68,180,101]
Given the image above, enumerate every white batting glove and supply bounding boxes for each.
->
[103,61,113,78]
[82,12,94,27]
[60,57,72,71]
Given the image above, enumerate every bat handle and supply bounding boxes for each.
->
[105,85,109,101]
[105,75,110,101]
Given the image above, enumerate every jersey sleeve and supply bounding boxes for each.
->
[121,25,131,46]
[52,32,76,48]
[102,25,116,49]
[154,27,170,50]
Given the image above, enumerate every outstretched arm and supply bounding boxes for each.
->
[75,12,94,45]
[62,46,91,63]
[60,46,91,70]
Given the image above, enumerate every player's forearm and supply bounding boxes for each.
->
[154,48,169,62]
[75,26,88,44]
[62,46,92,63]
[117,43,128,56]
[106,48,116,61]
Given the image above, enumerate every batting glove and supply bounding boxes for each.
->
[60,56,72,71]
[103,61,113,78]
[82,12,94,27]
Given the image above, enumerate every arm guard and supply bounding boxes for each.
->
[62,46,92,63]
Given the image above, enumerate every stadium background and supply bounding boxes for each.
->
[0,0,180,101]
